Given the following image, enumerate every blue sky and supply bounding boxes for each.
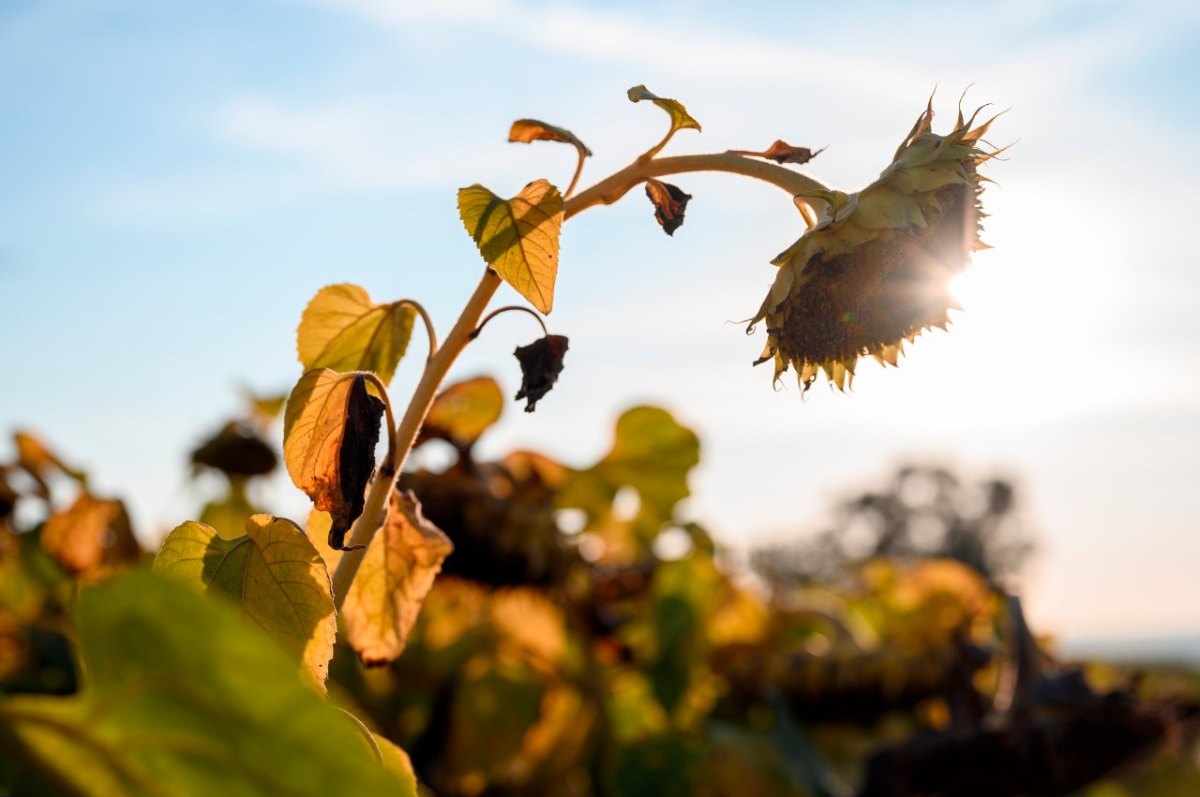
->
[3,0,1199,638]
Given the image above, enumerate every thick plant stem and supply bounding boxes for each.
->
[331,270,501,606]
[565,152,828,220]
[330,153,825,605]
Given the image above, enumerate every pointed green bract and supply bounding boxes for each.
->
[298,283,416,385]
[153,515,337,691]
[0,570,413,797]
[458,180,564,314]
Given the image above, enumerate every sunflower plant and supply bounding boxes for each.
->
[0,85,1010,795]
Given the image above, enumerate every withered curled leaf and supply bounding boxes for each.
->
[644,178,692,236]
[341,490,453,665]
[508,119,592,158]
[730,140,825,164]
[283,369,386,550]
[514,334,569,412]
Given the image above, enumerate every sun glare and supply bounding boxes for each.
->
[933,185,1122,422]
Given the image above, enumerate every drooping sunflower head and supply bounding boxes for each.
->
[751,95,1004,391]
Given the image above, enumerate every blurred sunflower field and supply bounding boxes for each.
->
[2,381,1196,796]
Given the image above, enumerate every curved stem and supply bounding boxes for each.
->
[565,151,828,221]
[330,153,828,605]
[331,270,502,605]
[396,299,438,360]
[639,127,676,163]
[564,145,588,200]
[470,305,548,341]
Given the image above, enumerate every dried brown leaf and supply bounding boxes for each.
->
[508,119,592,157]
[514,334,569,412]
[644,179,692,236]
[730,140,825,164]
[283,369,386,550]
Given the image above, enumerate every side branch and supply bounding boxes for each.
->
[564,152,829,220]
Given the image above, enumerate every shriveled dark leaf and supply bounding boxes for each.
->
[514,334,569,412]
[336,376,386,549]
[190,422,278,477]
[644,179,692,236]
[508,119,592,157]
[283,370,387,551]
[730,141,825,164]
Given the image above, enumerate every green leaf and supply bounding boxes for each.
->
[508,119,592,158]
[298,283,416,385]
[0,569,414,797]
[561,406,700,532]
[153,515,336,691]
[627,84,702,138]
[647,557,720,714]
[458,180,564,314]
[373,733,419,795]
[284,369,386,550]
[417,376,504,450]
[342,491,453,666]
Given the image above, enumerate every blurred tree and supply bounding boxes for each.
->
[754,464,1035,587]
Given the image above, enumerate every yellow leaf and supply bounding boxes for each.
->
[283,369,386,550]
[508,118,592,158]
[417,376,504,450]
[627,84,702,135]
[153,514,337,691]
[458,180,564,314]
[41,493,140,576]
[342,490,453,665]
[297,283,416,385]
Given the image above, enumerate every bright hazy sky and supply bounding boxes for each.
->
[3,0,1198,639]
